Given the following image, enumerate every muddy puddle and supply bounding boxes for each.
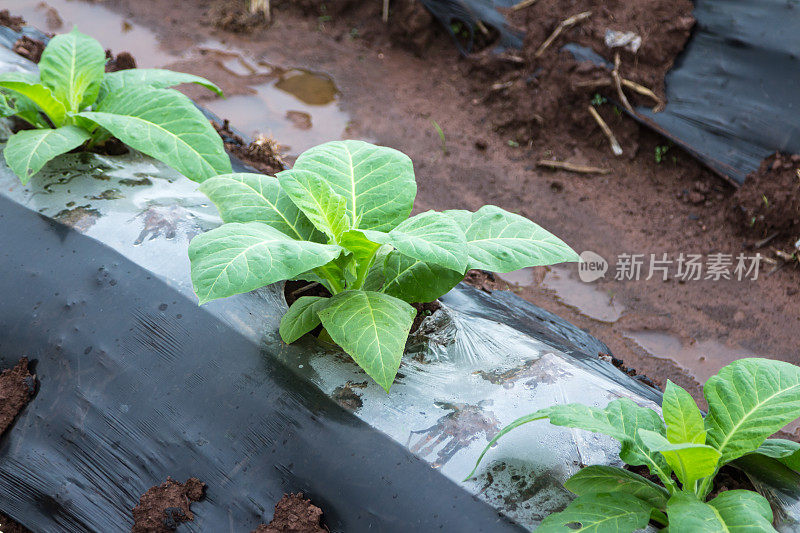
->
[12,0,349,156]
[498,266,626,323]
[623,330,772,385]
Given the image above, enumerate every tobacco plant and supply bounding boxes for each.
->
[189,140,579,391]
[0,28,231,183]
[469,358,800,532]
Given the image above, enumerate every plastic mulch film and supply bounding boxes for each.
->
[421,0,523,53]
[1,38,798,532]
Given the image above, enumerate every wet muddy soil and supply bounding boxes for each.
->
[131,477,205,533]
[0,358,34,438]
[8,0,800,440]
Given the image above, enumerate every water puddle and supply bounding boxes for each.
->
[13,0,179,67]
[498,265,626,323]
[624,330,760,384]
[12,0,349,155]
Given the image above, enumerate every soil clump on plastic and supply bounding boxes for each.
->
[251,493,328,533]
[131,477,205,533]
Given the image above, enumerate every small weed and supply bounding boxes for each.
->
[431,120,447,155]
[591,93,607,107]
[507,140,520,148]
[655,144,671,164]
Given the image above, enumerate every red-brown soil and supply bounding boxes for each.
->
[131,477,205,533]
[252,493,327,533]
[0,512,32,533]
[0,358,35,437]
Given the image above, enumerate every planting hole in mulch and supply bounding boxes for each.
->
[252,493,328,533]
[131,477,205,533]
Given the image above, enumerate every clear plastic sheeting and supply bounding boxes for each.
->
[1,38,798,531]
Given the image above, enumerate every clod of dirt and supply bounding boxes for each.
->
[0,358,35,437]
[462,269,508,293]
[0,512,32,533]
[332,381,368,411]
[206,2,270,33]
[252,493,327,533]
[0,10,24,32]
[213,119,285,175]
[12,36,45,63]
[106,50,138,72]
[730,152,800,245]
[131,477,205,533]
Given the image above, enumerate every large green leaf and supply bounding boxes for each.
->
[638,429,720,488]
[381,251,463,303]
[537,493,652,533]
[279,296,330,344]
[468,399,672,484]
[564,465,669,510]
[317,290,415,392]
[445,205,580,272]
[38,27,106,111]
[751,439,800,473]
[3,126,90,184]
[97,68,222,103]
[0,72,67,126]
[199,173,324,242]
[290,140,416,231]
[189,222,342,304]
[363,210,468,273]
[0,90,46,127]
[78,87,231,181]
[704,358,800,464]
[663,380,706,444]
[278,169,351,241]
[667,491,776,533]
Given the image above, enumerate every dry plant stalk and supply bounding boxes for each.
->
[535,11,591,58]
[383,0,389,22]
[612,53,634,114]
[575,78,664,111]
[537,160,610,175]
[249,0,271,21]
[511,0,539,11]
[588,105,623,156]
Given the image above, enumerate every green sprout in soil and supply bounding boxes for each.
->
[189,140,579,392]
[507,140,520,148]
[431,119,447,155]
[0,28,230,184]
[591,93,607,107]
[655,144,671,164]
[468,357,800,532]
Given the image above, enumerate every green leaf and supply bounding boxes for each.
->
[704,358,800,464]
[363,210,468,273]
[317,290,416,392]
[38,27,106,111]
[750,439,800,473]
[564,465,669,510]
[638,429,720,487]
[290,140,416,231]
[382,251,463,303]
[537,492,652,533]
[78,87,231,181]
[467,400,672,484]
[199,173,324,242]
[667,491,776,533]
[445,205,580,272]
[663,380,706,444]
[188,222,342,304]
[279,296,330,344]
[278,169,351,241]
[339,230,382,289]
[3,126,90,184]
[0,72,67,126]
[97,68,222,103]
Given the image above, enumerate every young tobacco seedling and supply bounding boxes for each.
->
[469,358,800,532]
[189,140,579,391]
[0,28,231,184]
